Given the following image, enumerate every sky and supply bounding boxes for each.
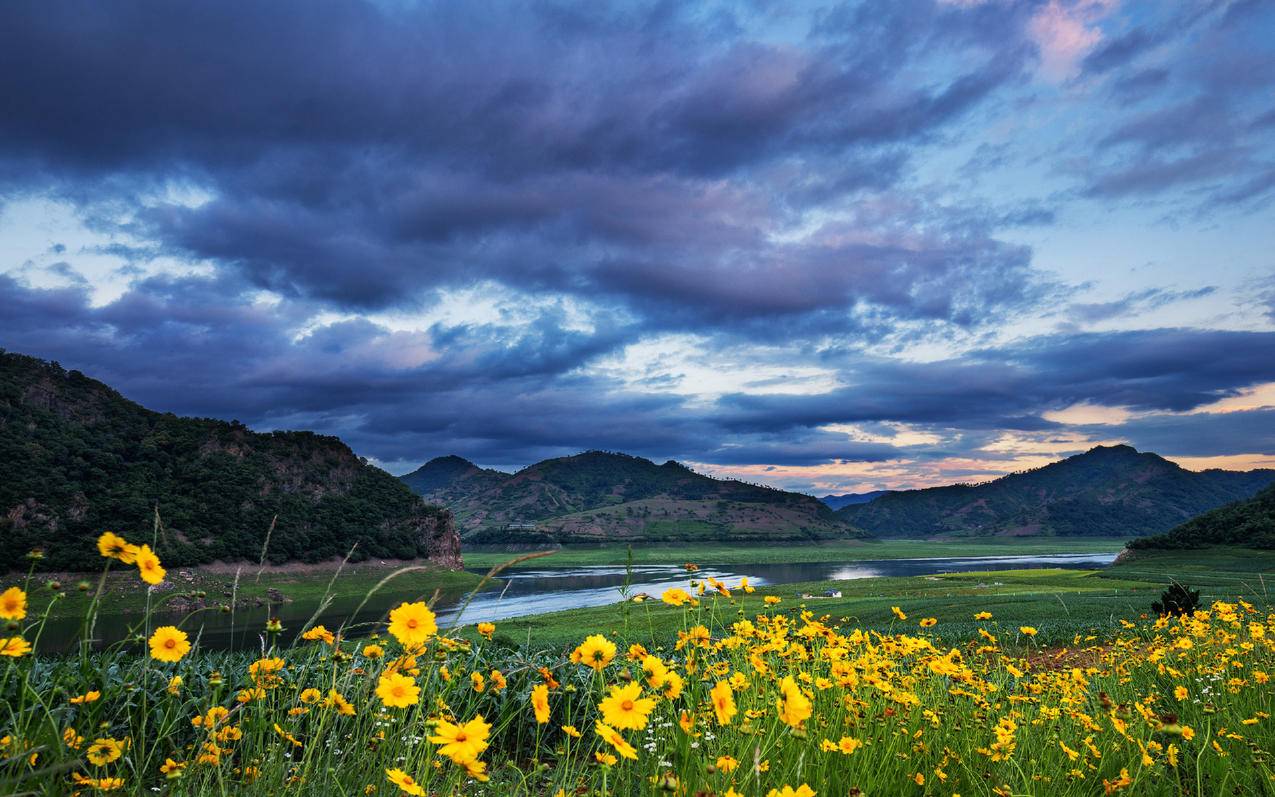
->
[1,0,1274,494]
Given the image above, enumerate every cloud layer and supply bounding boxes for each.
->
[1,0,1273,490]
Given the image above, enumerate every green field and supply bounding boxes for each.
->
[475,546,1275,651]
[461,535,1129,569]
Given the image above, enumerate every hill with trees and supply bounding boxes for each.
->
[400,451,863,544]
[820,491,892,510]
[1128,483,1275,550]
[837,445,1275,538]
[0,351,460,571]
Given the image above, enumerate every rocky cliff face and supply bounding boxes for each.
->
[0,350,463,572]
[407,507,463,569]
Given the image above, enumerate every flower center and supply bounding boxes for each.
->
[165,639,176,649]
[406,619,418,628]
[621,699,634,711]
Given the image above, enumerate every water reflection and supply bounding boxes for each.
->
[39,552,1117,651]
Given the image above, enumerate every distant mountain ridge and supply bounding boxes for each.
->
[837,444,1275,538]
[820,491,892,510]
[1130,483,1275,550]
[400,451,864,544]
[0,351,461,571]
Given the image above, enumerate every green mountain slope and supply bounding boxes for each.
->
[837,445,1275,538]
[0,351,460,571]
[1128,483,1275,549]
[401,451,862,543]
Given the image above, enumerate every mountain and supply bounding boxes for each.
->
[820,491,891,510]
[837,445,1275,538]
[0,351,461,571]
[401,456,513,505]
[1129,483,1275,550]
[401,450,863,544]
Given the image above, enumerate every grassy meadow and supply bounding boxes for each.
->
[1,537,1272,796]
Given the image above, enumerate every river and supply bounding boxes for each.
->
[37,552,1118,651]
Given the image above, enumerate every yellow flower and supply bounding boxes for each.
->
[489,669,507,691]
[428,715,491,764]
[716,755,739,772]
[662,587,691,606]
[301,625,335,644]
[594,751,617,766]
[299,688,323,705]
[710,680,737,725]
[914,773,925,786]
[571,634,617,672]
[387,601,437,648]
[248,657,285,687]
[325,689,356,716]
[764,595,782,605]
[69,690,101,705]
[0,587,27,621]
[766,786,815,797]
[386,768,425,796]
[1174,685,1188,700]
[470,671,486,693]
[477,622,496,639]
[87,737,123,766]
[376,671,420,709]
[273,723,302,747]
[974,611,993,620]
[561,724,581,738]
[597,682,657,731]
[148,626,191,662]
[642,655,669,688]
[892,606,908,620]
[837,736,863,754]
[462,758,489,782]
[777,675,812,728]
[593,720,637,760]
[0,636,32,657]
[362,643,384,659]
[1019,626,1038,637]
[160,757,186,779]
[135,544,165,585]
[1181,725,1195,741]
[531,683,551,724]
[662,671,685,700]
[919,617,937,628]
[167,676,182,695]
[97,532,139,564]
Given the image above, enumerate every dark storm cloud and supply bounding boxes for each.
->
[0,0,1049,328]
[716,329,1275,432]
[1084,408,1275,458]
[2,1,1274,486]
[4,268,1274,477]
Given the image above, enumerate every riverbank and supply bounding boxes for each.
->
[462,536,1130,569]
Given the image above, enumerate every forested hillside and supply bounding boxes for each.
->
[401,451,862,543]
[0,351,460,571]
[1129,483,1275,549]
[838,445,1275,538]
